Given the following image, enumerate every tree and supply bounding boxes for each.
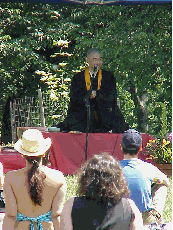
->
[0,3,171,143]
[63,4,171,134]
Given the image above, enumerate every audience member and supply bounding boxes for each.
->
[3,129,67,229]
[0,162,5,209]
[60,153,143,230]
[120,129,170,226]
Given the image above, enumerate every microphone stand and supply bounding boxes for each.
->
[85,95,90,161]
[84,66,98,161]
[85,85,93,162]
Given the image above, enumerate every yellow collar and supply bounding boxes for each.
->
[84,67,102,91]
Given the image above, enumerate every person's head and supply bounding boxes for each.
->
[77,152,130,204]
[86,48,103,72]
[14,129,52,205]
[121,129,142,156]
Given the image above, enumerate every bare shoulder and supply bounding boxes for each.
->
[43,166,64,177]
[63,197,75,211]
[60,197,75,230]
[127,198,143,221]
[65,197,75,205]
[127,198,139,211]
[43,167,66,182]
[5,168,25,181]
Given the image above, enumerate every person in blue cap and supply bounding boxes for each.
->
[120,129,170,226]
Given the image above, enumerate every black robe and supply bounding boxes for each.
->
[57,69,129,133]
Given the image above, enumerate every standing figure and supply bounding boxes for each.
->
[57,48,129,133]
[3,129,67,229]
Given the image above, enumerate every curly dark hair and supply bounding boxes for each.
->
[24,156,46,206]
[77,153,130,205]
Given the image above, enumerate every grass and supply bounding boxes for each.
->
[65,175,172,223]
[65,175,79,202]
[163,177,172,222]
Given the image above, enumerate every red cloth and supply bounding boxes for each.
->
[0,148,26,173]
[0,133,152,175]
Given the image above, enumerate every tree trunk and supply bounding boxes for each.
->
[38,89,45,127]
[1,97,12,144]
[129,84,148,132]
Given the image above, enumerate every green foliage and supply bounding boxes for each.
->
[159,102,169,138]
[145,138,172,164]
[0,3,172,136]
[65,175,79,202]
[117,84,137,129]
[163,177,172,222]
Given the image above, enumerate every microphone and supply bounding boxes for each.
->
[85,65,98,106]
[94,65,99,73]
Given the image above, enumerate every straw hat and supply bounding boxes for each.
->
[14,129,51,156]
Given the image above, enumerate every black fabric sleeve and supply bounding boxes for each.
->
[69,72,87,106]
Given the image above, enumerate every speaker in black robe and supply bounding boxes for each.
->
[57,69,129,133]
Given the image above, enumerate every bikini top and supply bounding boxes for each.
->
[17,210,52,230]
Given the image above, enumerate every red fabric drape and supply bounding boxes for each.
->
[0,133,153,174]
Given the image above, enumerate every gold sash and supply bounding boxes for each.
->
[84,67,102,91]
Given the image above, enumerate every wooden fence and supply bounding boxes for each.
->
[10,92,63,142]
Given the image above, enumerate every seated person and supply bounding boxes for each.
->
[3,129,67,229]
[0,162,5,209]
[57,48,129,133]
[60,153,144,229]
[120,129,170,226]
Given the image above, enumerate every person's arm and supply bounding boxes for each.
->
[70,73,86,106]
[127,198,144,230]
[151,164,170,187]
[158,175,170,187]
[98,71,117,103]
[3,172,17,229]
[51,177,67,230]
[60,197,74,230]
[0,162,4,190]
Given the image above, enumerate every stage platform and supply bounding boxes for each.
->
[0,132,153,175]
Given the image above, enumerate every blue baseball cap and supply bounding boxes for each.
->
[121,129,142,151]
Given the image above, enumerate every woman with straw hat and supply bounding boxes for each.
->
[3,129,67,230]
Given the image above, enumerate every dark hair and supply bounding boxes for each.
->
[77,153,130,205]
[24,156,46,206]
[122,146,139,155]
[87,48,101,58]
[42,150,51,167]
